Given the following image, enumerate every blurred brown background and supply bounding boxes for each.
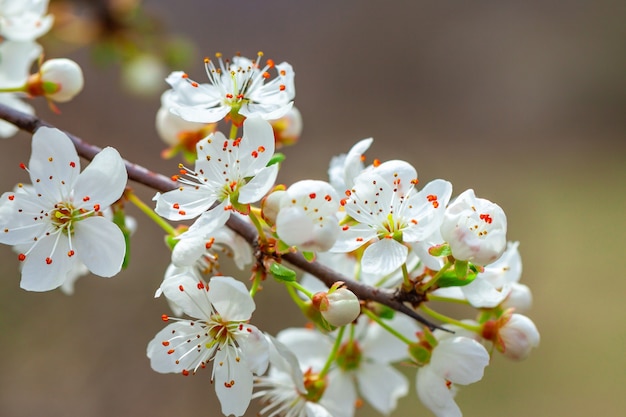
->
[1,1,625,416]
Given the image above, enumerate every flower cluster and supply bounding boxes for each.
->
[0,42,539,417]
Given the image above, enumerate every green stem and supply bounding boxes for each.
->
[229,123,238,140]
[285,284,310,310]
[249,268,263,298]
[362,308,414,345]
[319,326,345,378]
[421,260,453,292]
[427,294,471,305]
[0,85,26,93]
[126,192,176,235]
[247,210,267,243]
[419,304,481,333]
[401,263,412,291]
[287,280,314,300]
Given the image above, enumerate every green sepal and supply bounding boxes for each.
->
[268,152,285,166]
[112,207,131,269]
[455,260,470,279]
[408,343,432,366]
[428,243,451,257]
[276,239,291,254]
[269,262,297,282]
[302,251,316,262]
[436,268,477,288]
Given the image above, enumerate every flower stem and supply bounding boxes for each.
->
[126,191,176,235]
[0,85,26,93]
[319,325,345,379]
[249,268,263,298]
[362,308,415,345]
[427,294,470,305]
[401,263,412,291]
[287,280,314,300]
[247,210,267,243]
[421,260,453,292]
[419,304,481,333]
[229,123,238,140]
[285,284,310,310]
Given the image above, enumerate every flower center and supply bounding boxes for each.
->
[336,340,363,371]
[50,201,82,234]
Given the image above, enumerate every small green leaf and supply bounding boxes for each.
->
[437,270,477,288]
[270,262,297,282]
[302,251,316,262]
[428,243,451,257]
[268,152,285,166]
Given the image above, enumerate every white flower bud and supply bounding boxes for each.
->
[156,89,212,146]
[441,189,507,266]
[261,189,286,225]
[39,58,84,102]
[313,287,361,327]
[502,283,533,313]
[499,313,540,361]
[270,106,303,147]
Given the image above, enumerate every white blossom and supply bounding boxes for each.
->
[0,127,127,291]
[147,275,269,417]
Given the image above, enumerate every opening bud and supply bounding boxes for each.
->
[312,284,360,327]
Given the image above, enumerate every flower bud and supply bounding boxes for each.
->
[498,313,540,361]
[312,286,360,327]
[502,283,533,313]
[482,312,539,361]
[441,189,507,266]
[260,188,286,225]
[270,106,302,148]
[28,58,84,103]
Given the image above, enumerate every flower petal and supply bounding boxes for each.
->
[29,127,80,202]
[361,238,408,276]
[73,147,127,209]
[356,362,408,415]
[73,216,125,277]
[208,276,255,321]
[430,337,490,385]
[20,234,72,291]
[238,164,278,204]
[416,367,462,417]
[214,348,254,417]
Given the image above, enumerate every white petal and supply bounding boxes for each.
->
[0,94,33,138]
[238,164,278,204]
[236,325,269,375]
[461,277,508,308]
[361,314,420,362]
[73,216,125,277]
[361,239,408,276]
[154,186,218,220]
[239,117,276,174]
[161,273,213,319]
[146,322,202,374]
[330,223,376,253]
[276,328,331,371]
[356,362,408,414]
[29,127,80,202]
[214,348,254,417]
[416,367,462,417]
[20,235,73,291]
[73,147,127,209]
[430,337,490,385]
[208,276,255,321]
[320,370,357,417]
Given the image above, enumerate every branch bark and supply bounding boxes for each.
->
[0,103,437,330]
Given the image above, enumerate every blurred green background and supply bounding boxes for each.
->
[1,1,625,416]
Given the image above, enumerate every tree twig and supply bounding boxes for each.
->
[0,102,439,330]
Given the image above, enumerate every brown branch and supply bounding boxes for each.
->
[0,102,439,330]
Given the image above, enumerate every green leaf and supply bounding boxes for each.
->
[302,251,316,262]
[270,262,297,282]
[428,243,451,257]
[268,152,285,166]
[437,270,477,288]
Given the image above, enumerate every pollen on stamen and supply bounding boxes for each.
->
[267,59,275,68]
[179,285,185,292]
[94,204,100,212]
[83,196,90,202]
[167,349,175,355]
[373,159,381,167]
[182,369,190,376]
[279,84,286,91]
[8,195,14,201]
[48,157,53,162]
[67,250,75,257]
[161,314,170,322]
[309,193,316,199]
[69,161,76,168]
[178,210,186,215]
[162,341,170,346]
[18,253,26,261]
[262,71,270,79]
[19,162,26,170]
[46,257,53,265]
